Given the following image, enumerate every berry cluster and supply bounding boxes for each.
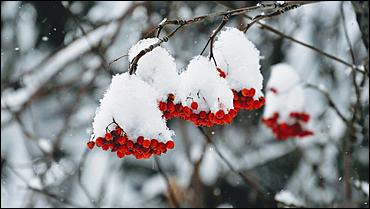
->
[262,112,313,140]
[159,94,238,127]
[232,89,265,111]
[87,124,174,159]
[216,67,265,111]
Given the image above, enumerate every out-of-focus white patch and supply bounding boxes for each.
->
[263,63,307,123]
[275,190,304,207]
[141,174,167,199]
[87,2,132,22]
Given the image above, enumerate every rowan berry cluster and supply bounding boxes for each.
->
[262,112,313,140]
[87,124,174,159]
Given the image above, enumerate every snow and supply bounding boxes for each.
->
[213,27,264,99]
[354,180,369,197]
[263,63,307,123]
[1,22,119,111]
[128,38,180,101]
[178,56,234,113]
[92,73,174,142]
[275,190,304,207]
[141,174,167,199]
[87,2,132,22]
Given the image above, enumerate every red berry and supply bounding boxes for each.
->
[215,110,225,119]
[117,136,127,145]
[117,151,125,158]
[142,140,151,148]
[105,133,112,141]
[137,136,144,145]
[87,141,95,150]
[126,140,134,149]
[241,88,249,97]
[150,139,159,148]
[168,93,175,102]
[102,144,109,151]
[159,102,167,111]
[166,141,175,149]
[95,137,104,147]
[183,106,192,116]
[199,111,207,119]
[115,127,122,135]
[167,101,175,113]
[217,67,226,78]
[300,113,310,122]
[191,101,198,110]
[249,88,256,97]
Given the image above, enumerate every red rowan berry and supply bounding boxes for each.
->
[215,110,225,119]
[87,141,95,150]
[191,101,198,110]
[166,141,175,149]
[95,137,104,147]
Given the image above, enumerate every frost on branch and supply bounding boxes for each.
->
[213,27,265,111]
[262,63,313,140]
[176,56,237,126]
[128,38,180,102]
[89,73,175,159]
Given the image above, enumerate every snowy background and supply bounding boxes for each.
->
[1,1,369,208]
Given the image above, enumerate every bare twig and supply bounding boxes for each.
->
[129,25,184,75]
[216,2,367,75]
[200,14,231,66]
[197,127,277,207]
[154,157,180,208]
[305,83,349,124]
[130,2,314,75]
[6,163,83,207]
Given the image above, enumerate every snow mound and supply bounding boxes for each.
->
[128,38,180,102]
[263,63,305,122]
[92,73,174,142]
[178,56,234,113]
[213,27,264,99]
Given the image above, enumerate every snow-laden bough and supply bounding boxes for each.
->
[213,27,265,111]
[87,73,175,159]
[262,63,313,140]
[128,38,181,120]
[176,56,237,126]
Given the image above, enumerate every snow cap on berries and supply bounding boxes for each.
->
[263,63,306,123]
[178,56,234,113]
[92,73,174,142]
[213,27,264,99]
[128,38,180,102]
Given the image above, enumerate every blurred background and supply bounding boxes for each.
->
[1,1,369,208]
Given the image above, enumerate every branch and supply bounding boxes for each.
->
[129,25,184,75]
[6,163,83,207]
[131,2,316,75]
[216,2,367,76]
[197,127,277,207]
[154,157,180,208]
[305,83,349,124]
[200,14,231,65]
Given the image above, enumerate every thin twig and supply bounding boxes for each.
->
[129,25,184,75]
[131,2,314,75]
[6,163,83,207]
[305,83,349,124]
[216,2,367,75]
[200,14,231,66]
[197,127,277,207]
[154,157,180,208]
